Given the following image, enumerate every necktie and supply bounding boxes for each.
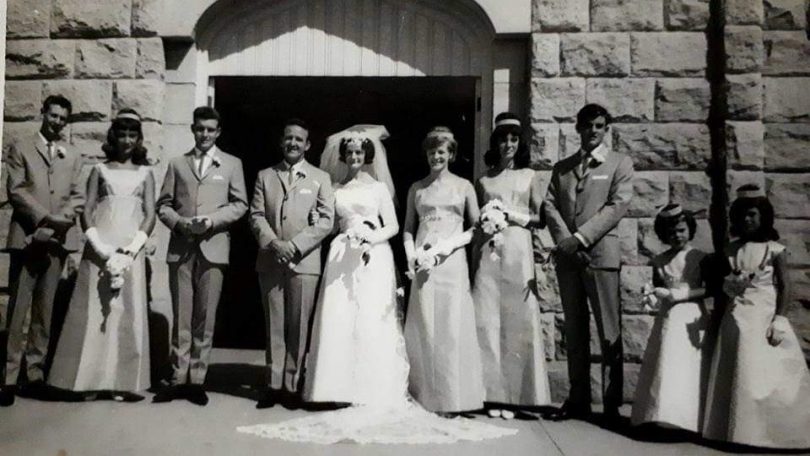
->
[198,154,206,176]
[288,168,296,186]
[47,141,55,162]
[580,154,590,175]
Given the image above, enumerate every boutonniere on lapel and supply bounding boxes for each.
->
[55,145,67,159]
[211,156,222,168]
[295,169,307,180]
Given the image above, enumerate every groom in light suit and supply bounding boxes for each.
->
[250,119,334,409]
[155,106,248,406]
[544,104,634,421]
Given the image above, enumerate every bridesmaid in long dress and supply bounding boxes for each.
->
[48,109,156,401]
[402,127,485,415]
[702,185,810,449]
[631,204,710,433]
[473,113,550,419]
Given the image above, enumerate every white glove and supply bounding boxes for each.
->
[506,210,531,227]
[122,231,149,256]
[429,231,473,257]
[85,227,114,260]
[767,315,791,346]
[404,237,417,277]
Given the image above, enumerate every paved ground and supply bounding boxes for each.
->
[1,350,807,456]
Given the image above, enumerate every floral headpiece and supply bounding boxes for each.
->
[344,131,368,148]
[426,129,454,141]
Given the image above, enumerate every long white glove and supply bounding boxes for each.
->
[404,235,417,277]
[767,315,791,346]
[506,209,531,228]
[85,227,114,260]
[429,230,473,257]
[122,231,149,256]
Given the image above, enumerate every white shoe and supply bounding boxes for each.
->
[501,410,515,420]
[487,409,502,418]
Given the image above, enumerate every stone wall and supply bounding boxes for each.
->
[530,0,810,403]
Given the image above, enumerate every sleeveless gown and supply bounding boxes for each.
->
[48,163,151,392]
[702,240,810,449]
[403,175,486,412]
[473,168,551,406]
[237,179,515,444]
[632,245,710,431]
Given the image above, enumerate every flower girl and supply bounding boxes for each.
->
[631,204,710,433]
[702,185,810,449]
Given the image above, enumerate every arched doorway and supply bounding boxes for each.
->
[186,0,524,347]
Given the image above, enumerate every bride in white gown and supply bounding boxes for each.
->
[237,126,517,444]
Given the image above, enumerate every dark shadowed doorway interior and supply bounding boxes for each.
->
[213,76,478,348]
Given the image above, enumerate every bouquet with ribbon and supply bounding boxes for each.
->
[104,252,133,292]
[479,199,508,261]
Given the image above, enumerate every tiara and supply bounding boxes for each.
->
[115,112,142,122]
[737,186,766,198]
[495,118,521,128]
[426,130,455,141]
[344,131,368,147]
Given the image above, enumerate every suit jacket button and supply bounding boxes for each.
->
[282,216,287,220]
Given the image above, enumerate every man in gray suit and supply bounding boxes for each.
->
[155,106,248,406]
[544,104,634,420]
[1,95,84,405]
[250,119,334,409]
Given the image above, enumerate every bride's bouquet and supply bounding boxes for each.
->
[104,252,133,292]
[344,218,378,266]
[479,199,508,261]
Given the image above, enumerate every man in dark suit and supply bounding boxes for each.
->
[544,104,634,420]
[250,119,334,409]
[1,95,84,406]
[155,106,248,406]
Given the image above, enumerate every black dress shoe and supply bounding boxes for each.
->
[152,385,179,403]
[281,392,302,410]
[542,401,592,422]
[255,390,278,409]
[0,388,14,406]
[186,385,208,406]
[17,380,49,400]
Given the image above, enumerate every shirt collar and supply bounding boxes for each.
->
[192,146,220,165]
[580,143,608,164]
[282,159,307,177]
[39,133,66,158]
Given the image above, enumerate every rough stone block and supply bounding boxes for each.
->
[655,78,711,121]
[764,0,808,30]
[43,80,113,121]
[587,78,655,122]
[591,0,664,31]
[726,73,763,120]
[530,123,560,169]
[132,0,160,36]
[726,121,765,169]
[621,266,654,314]
[0,254,9,288]
[163,83,196,125]
[5,40,75,80]
[531,78,586,123]
[69,122,108,158]
[141,121,164,163]
[630,171,670,217]
[135,38,166,80]
[612,123,711,170]
[4,81,43,121]
[619,218,641,266]
[2,122,41,158]
[555,314,603,360]
[775,220,810,266]
[764,77,810,122]
[51,0,132,38]
[7,0,51,38]
[631,32,707,76]
[767,174,810,218]
[725,0,765,25]
[785,292,810,359]
[533,0,590,32]
[113,80,165,122]
[624,362,642,403]
[561,33,630,77]
[765,123,810,170]
[665,0,710,30]
[763,31,810,76]
[727,170,765,195]
[76,39,137,79]
[726,26,764,74]
[541,312,557,361]
[547,361,569,402]
[669,171,712,214]
[531,34,560,77]
[623,315,655,362]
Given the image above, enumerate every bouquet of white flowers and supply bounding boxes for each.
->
[479,199,508,261]
[105,252,133,292]
[344,218,378,266]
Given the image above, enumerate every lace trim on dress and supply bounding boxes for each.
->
[237,402,518,445]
